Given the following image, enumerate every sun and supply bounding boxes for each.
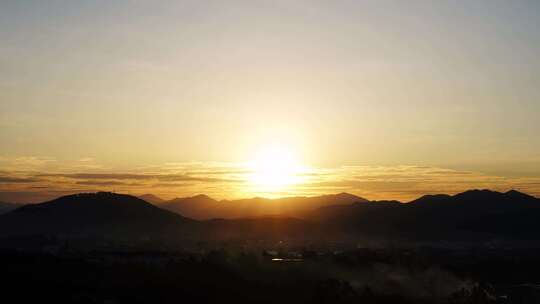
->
[248,144,304,193]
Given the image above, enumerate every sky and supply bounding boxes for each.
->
[1,0,540,203]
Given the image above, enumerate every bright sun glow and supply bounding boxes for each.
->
[248,144,305,193]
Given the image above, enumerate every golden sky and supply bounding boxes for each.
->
[1,155,539,203]
[1,1,540,202]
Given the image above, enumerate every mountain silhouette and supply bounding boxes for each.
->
[0,192,194,239]
[309,189,540,240]
[138,193,166,204]
[0,201,23,215]
[159,194,220,219]
[153,192,367,220]
[2,189,539,243]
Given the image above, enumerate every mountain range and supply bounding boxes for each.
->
[309,189,540,240]
[0,189,539,244]
[150,192,365,220]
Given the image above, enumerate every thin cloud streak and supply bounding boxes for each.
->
[0,176,41,183]
[0,159,539,203]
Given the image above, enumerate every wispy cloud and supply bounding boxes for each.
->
[0,159,539,203]
[39,173,236,183]
[78,157,94,162]
[41,173,159,180]
[294,165,524,201]
[0,156,57,171]
[74,180,144,186]
[0,176,39,184]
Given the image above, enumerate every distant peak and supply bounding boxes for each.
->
[505,189,525,195]
[505,189,536,200]
[64,192,140,200]
[191,194,214,200]
[192,194,209,198]
[69,192,124,198]
[170,194,216,202]
[139,194,165,204]
[453,189,501,197]
[333,192,369,201]
[449,189,539,203]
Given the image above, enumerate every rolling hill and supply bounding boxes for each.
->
[0,192,195,239]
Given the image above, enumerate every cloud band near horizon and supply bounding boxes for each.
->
[0,156,539,204]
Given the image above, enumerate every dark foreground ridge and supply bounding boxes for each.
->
[1,190,540,303]
[4,246,540,304]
